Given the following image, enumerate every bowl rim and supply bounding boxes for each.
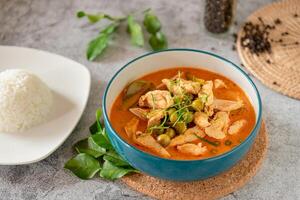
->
[102,48,262,163]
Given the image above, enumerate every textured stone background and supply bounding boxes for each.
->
[0,0,299,199]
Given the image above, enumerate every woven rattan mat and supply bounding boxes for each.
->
[237,0,300,99]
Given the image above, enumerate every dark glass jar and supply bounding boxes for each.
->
[204,0,237,33]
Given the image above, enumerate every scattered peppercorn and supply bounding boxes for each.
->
[274,18,281,25]
[240,19,272,55]
[211,47,216,51]
[294,13,298,18]
[295,41,299,45]
[266,59,271,64]
[273,81,280,86]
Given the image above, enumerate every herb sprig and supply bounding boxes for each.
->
[64,108,138,180]
[77,9,168,61]
[194,134,220,147]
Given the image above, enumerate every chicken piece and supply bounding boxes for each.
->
[194,112,210,128]
[184,126,206,137]
[213,111,230,130]
[177,143,207,156]
[169,126,205,147]
[156,74,181,89]
[214,79,227,89]
[139,90,174,109]
[134,131,170,158]
[162,78,201,95]
[228,119,247,135]
[124,117,139,139]
[199,81,214,106]
[204,111,229,139]
[129,108,149,120]
[147,109,165,128]
[212,99,243,112]
[169,134,197,147]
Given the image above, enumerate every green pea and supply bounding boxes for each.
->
[152,128,164,135]
[170,112,178,123]
[167,108,176,116]
[191,99,204,111]
[183,112,194,123]
[174,122,187,134]
[165,128,176,138]
[157,134,171,147]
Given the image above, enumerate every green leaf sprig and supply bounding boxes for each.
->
[64,108,138,180]
[77,9,168,61]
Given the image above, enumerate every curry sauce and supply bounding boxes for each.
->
[110,67,256,160]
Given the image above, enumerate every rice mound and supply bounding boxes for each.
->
[0,69,53,132]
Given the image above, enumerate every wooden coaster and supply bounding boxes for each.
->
[122,122,268,200]
[236,0,300,99]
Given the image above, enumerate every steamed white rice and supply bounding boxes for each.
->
[0,69,53,132]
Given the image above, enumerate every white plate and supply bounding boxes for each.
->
[0,46,91,165]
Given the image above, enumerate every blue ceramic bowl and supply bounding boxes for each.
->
[102,49,262,181]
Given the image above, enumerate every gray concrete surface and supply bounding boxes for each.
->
[0,0,299,199]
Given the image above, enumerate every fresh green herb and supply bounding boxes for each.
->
[149,112,169,133]
[127,15,144,47]
[65,108,138,180]
[64,153,101,179]
[77,11,123,23]
[77,9,168,61]
[74,137,106,158]
[100,159,138,180]
[86,23,119,61]
[194,134,220,147]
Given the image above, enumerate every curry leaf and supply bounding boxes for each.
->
[149,31,168,51]
[74,137,106,158]
[89,121,98,134]
[99,160,138,180]
[86,22,119,61]
[95,108,103,132]
[143,10,161,34]
[100,23,119,35]
[91,131,113,150]
[104,151,131,167]
[65,107,139,181]
[87,33,109,61]
[76,11,119,23]
[64,153,101,179]
[127,15,144,47]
